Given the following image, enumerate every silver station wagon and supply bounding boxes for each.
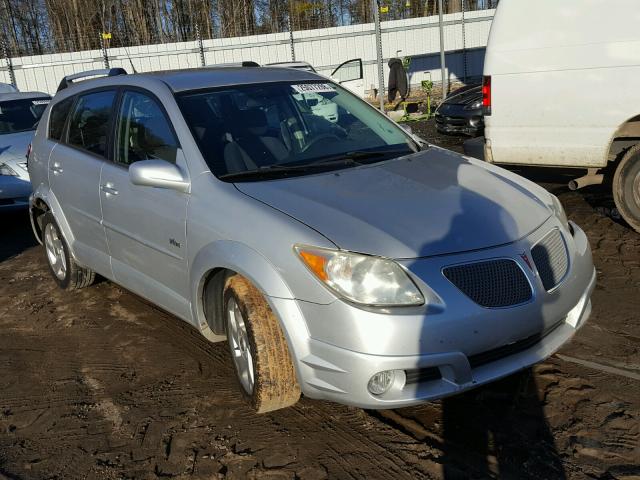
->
[28,67,596,412]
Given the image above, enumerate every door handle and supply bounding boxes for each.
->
[49,161,63,175]
[100,183,119,196]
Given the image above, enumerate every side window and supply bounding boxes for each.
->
[115,91,178,166]
[67,90,116,157]
[331,59,363,84]
[48,97,74,141]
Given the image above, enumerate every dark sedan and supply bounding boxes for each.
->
[435,84,483,136]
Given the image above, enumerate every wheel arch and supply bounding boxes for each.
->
[190,240,295,343]
[606,114,640,165]
[29,187,75,251]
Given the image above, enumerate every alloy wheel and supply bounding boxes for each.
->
[227,297,255,394]
[44,223,67,280]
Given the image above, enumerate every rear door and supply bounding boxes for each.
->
[331,59,365,98]
[100,88,191,320]
[48,89,117,275]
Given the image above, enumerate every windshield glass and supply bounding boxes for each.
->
[178,81,416,180]
[0,97,50,135]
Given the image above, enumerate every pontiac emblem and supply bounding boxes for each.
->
[520,253,534,271]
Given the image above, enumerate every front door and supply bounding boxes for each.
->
[100,89,191,320]
[331,59,365,98]
[48,90,117,275]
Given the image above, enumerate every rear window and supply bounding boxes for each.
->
[0,97,50,135]
[67,90,116,157]
[48,97,74,141]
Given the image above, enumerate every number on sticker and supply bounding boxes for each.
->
[291,83,336,94]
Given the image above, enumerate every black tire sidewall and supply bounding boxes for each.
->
[42,212,72,290]
[223,286,259,405]
[614,147,640,232]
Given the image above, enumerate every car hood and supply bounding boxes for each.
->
[0,131,32,172]
[235,148,552,259]
[442,85,481,107]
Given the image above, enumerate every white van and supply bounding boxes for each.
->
[482,0,640,232]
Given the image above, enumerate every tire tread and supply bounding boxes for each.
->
[224,274,301,413]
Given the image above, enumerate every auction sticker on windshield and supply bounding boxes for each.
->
[291,83,336,94]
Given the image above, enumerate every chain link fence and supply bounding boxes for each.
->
[1,0,497,97]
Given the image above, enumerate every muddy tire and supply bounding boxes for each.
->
[223,274,300,413]
[41,212,95,290]
[613,144,640,233]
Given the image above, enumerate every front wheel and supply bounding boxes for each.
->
[613,144,640,233]
[223,274,300,413]
[41,212,95,290]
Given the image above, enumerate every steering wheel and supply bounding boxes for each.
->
[301,133,342,153]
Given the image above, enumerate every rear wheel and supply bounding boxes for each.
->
[223,274,300,413]
[41,212,95,290]
[613,144,640,233]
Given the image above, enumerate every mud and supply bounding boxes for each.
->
[0,120,638,479]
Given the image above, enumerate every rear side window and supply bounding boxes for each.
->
[48,97,74,141]
[67,90,116,157]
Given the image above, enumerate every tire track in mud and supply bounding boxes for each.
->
[107,286,439,479]
[0,249,441,479]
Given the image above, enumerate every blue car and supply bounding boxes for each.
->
[0,91,51,210]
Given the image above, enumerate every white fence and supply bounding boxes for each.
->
[1,9,494,95]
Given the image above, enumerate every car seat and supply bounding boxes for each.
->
[223,108,290,173]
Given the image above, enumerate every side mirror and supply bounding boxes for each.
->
[129,159,190,193]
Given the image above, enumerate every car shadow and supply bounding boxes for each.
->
[440,369,565,479]
[398,157,568,478]
[0,210,37,262]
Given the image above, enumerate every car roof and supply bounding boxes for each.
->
[0,91,50,102]
[141,66,323,93]
[58,66,324,96]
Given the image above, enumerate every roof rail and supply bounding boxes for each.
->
[57,68,127,92]
[204,61,260,68]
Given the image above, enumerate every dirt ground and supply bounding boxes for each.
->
[1,120,638,480]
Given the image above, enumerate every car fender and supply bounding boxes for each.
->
[30,186,76,253]
[189,239,297,340]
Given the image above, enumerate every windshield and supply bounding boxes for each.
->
[0,97,50,135]
[178,81,416,181]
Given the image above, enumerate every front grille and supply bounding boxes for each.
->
[532,229,568,291]
[405,367,441,384]
[443,259,532,308]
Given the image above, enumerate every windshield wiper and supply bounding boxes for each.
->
[310,148,413,166]
[218,158,358,181]
[219,149,415,182]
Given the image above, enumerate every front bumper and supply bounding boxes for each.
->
[435,109,483,137]
[270,219,595,409]
[0,176,31,210]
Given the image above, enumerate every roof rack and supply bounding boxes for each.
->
[204,61,260,68]
[57,68,127,92]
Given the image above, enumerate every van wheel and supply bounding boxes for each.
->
[223,274,300,413]
[41,212,95,290]
[613,144,640,233]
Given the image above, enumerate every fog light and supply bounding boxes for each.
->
[368,370,395,395]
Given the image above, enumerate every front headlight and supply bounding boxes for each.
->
[294,245,424,306]
[464,100,482,110]
[0,162,18,176]
[550,194,570,230]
